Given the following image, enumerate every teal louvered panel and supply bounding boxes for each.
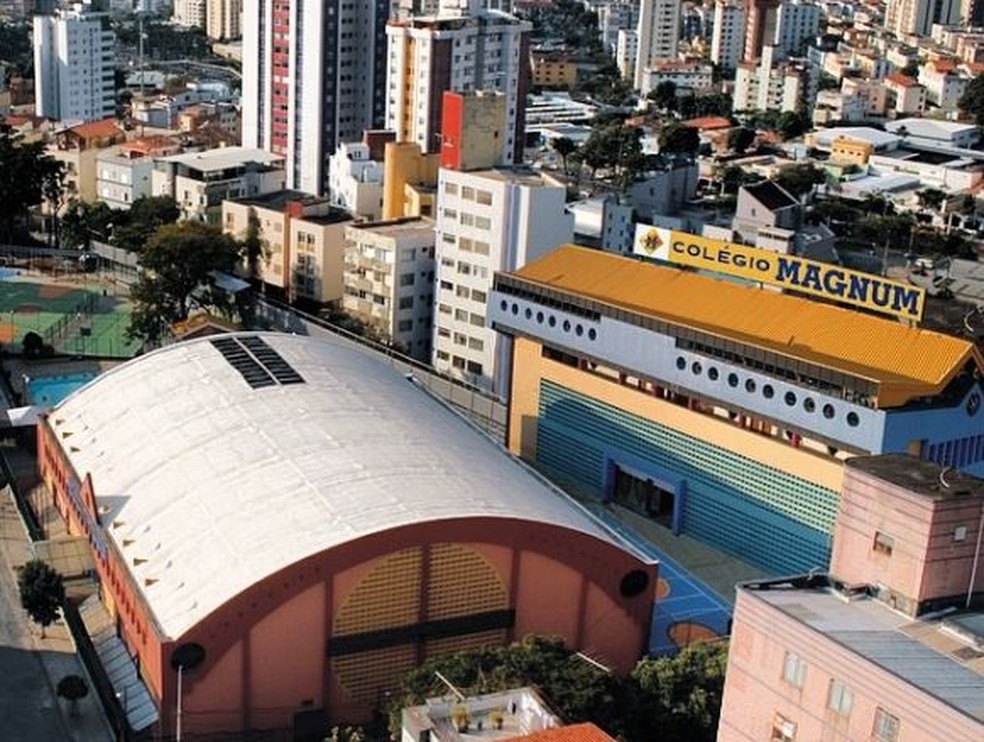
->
[536,380,836,574]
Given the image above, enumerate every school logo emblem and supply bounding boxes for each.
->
[641,229,663,255]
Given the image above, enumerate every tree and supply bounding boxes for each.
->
[775,110,810,141]
[127,222,242,344]
[242,206,269,281]
[40,159,68,248]
[56,675,89,717]
[0,123,61,243]
[959,74,984,126]
[22,331,43,356]
[917,188,946,212]
[17,559,65,638]
[550,136,577,176]
[727,127,756,154]
[659,123,700,157]
[111,195,181,252]
[774,163,825,200]
[628,641,728,742]
[649,80,678,112]
[717,165,762,195]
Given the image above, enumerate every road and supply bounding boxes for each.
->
[0,493,72,741]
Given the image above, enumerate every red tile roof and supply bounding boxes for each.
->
[682,116,733,130]
[67,117,121,140]
[508,723,617,742]
[885,72,920,88]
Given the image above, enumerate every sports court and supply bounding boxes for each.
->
[0,271,140,358]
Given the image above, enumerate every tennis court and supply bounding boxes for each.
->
[0,277,141,358]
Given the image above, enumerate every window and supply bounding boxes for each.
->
[873,531,894,556]
[469,313,484,327]
[438,303,451,315]
[444,182,458,196]
[452,355,466,369]
[473,240,490,255]
[476,189,492,205]
[872,708,899,742]
[474,215,491,230]
[827,679,853,717]
[399,273,415,287]
[456,285,470,298]
[399,296,414,309]
[771,713,796,742]
[397,319,413,332]
[437,327,451,338]
[782,652,806,688]
[454,308,469,322]
[453,332,467,346]
[461,185,475,200]
[468,337,484,351]
[472,289,487,303]
[466,360,483,374]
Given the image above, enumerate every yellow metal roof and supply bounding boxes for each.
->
[509,246,982,408]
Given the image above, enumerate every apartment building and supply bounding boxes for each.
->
[222,190,352,303]
[241,0,389,195]
[433,167,572,394]
[884,73,927,116]
[719,454,984,741]
[918,60,971,110]
[96,137,183,210]
[342,218,436,360]
[33,5,114,123]
[711,1,746,72]
[384,0,530,164]
[50,117,126,204]
[734,46,818,113]
[206,0,241,40]
[887,0,961,37]
[382,141,440,220]
[327,141,385,221]
[153,147,285,223]
[634,0,681,90]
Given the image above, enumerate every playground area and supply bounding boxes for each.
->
[0,271,141,358]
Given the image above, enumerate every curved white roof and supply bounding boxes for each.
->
[52,333,625,639]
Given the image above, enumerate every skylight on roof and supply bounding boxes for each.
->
[210,336,305,389]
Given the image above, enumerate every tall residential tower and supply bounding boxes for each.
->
[241,0,389,195]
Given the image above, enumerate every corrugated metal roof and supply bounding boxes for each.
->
[509,246,981,406]
[750,586,984,723]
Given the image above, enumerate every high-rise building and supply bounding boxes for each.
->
[743,0,779,62]
[384,0,531,164]
[711,1,745,72]
[241,0,389,195]
[33,6,114,123]
[886,0,960,37]
[774,0,820,57]
[634,0,681,90]
[206,0,242,40]
[173,0,206,29]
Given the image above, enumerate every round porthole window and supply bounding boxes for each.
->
[745,379,756,393]
[548,316,556,327]
[728,373,739,388]
[511,303,518,315]
[785,391,797,407]
[536,311,544,323]
[619,569,650,598]
[524,308,532,320]
[676,356,687,370]
[763,384,774,399]
[588,328,597,340]
[804,398,816,413]
[708,367,719,381]
[822,403,835,419]
[499,300,508,311]
[692,362,702,375]
[562,320,571,332]
[575,324,584,336]
[847,412,860,427]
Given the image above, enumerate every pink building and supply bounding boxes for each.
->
[719,455,984,741]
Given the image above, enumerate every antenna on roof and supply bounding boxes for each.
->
[939,465,952,490]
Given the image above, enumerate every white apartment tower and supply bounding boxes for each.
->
[634,0,681,90]
[886,0,961,37]
[206,0,242,40]
[711,1,745,72]
[33,6,114,123]
[173,0,206,28]
[242,0,389,195]
[433,168,573,395]
[385,0,531,164]
[773,0,820,57]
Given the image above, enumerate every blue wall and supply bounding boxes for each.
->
[535,381,839,576]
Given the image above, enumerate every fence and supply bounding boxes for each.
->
[43,292,99,346]
[253,298,508,443]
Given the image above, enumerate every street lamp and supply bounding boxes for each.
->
[170,643,206,741]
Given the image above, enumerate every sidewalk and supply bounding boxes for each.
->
[1,483,113,741]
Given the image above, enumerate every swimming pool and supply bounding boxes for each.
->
[26,372,98,406]
[0,267,18,280]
